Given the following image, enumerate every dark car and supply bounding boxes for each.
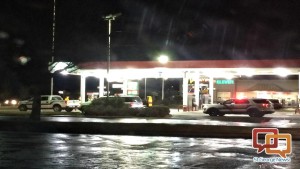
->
[121,96,144,108]
[268,99,283,109]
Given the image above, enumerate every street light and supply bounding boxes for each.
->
[158,55,169,100]
[103,13,121,98]
[158,55,169,64]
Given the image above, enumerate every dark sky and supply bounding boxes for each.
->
[0,0,299,98]
[57,0,300,62]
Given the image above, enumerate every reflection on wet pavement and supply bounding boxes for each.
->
[47,116,300,129]
[0,132,299,168]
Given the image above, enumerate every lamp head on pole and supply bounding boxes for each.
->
[103,13,122,20]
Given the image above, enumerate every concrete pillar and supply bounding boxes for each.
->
[80,75,86,103]
[183,72,188,107]
[123,79,128,95]
[99,76,104,97]
[209,76,214,104]
[144,78,147,100]
[298,72,300,100]
[162,78,164,100]
[234,79,237,98]
[194,72,200,110]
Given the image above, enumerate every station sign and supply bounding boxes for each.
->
[216,79,234,85]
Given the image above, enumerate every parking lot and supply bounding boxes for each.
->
[0,105,298,117]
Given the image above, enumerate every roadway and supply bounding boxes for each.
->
[0,131,299,168]
[0,106,299,139]
[0,106,299,168]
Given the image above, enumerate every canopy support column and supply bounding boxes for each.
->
[298,72,300,100]
[209,76,214,104]
[99,76,104,97]
[80,75,86,103]
[194,72,200,110]
[123,79,128,95]
[183,72,188,108]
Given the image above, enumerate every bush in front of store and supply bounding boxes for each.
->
[136,106,170,117]
[83,97,170,117]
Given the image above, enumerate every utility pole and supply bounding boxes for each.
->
[50,0,56,95]
[103,13,121,98]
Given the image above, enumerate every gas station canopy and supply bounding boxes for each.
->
[73,59,300,78]
[59,59,300,106]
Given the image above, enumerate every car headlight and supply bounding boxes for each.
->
[11,100,18,105]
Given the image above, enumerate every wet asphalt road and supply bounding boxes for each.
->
[0,132,299,169]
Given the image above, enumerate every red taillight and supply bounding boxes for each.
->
[262,103,269,108]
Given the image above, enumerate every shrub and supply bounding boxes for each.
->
[84,98,170,117]
[84,97,127,116]
[90,97,125,108]
[137,106,170,117]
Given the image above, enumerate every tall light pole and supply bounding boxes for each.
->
[50,0,57,95]
[103,13,121,98]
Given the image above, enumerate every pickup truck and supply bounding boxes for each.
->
[65,99,81,112]
[18,95,67,112]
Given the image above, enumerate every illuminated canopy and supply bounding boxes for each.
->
[49,62,78,74]
[73,59,300,79]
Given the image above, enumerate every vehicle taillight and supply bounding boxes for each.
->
[262,103,269,108]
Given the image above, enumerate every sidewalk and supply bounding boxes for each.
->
[0,108,299,140]
[170,107,298,117]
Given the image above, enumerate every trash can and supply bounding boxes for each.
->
[147,96,153,107]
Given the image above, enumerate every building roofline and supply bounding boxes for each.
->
[78,59,300,69]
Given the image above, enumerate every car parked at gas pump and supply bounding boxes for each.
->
[268,99,283,109]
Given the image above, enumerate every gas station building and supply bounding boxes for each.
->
[65,59,300,110]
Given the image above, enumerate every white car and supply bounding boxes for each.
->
[18,95,67,112]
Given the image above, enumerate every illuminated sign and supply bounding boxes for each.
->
[127,81,139,96]
[216,79,234,85]
[112,84,123,89]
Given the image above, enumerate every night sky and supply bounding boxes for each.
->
[0,0,299,99]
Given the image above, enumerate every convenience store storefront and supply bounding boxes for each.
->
[213,79,299,107]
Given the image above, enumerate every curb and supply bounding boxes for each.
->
[0,120,299,140]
